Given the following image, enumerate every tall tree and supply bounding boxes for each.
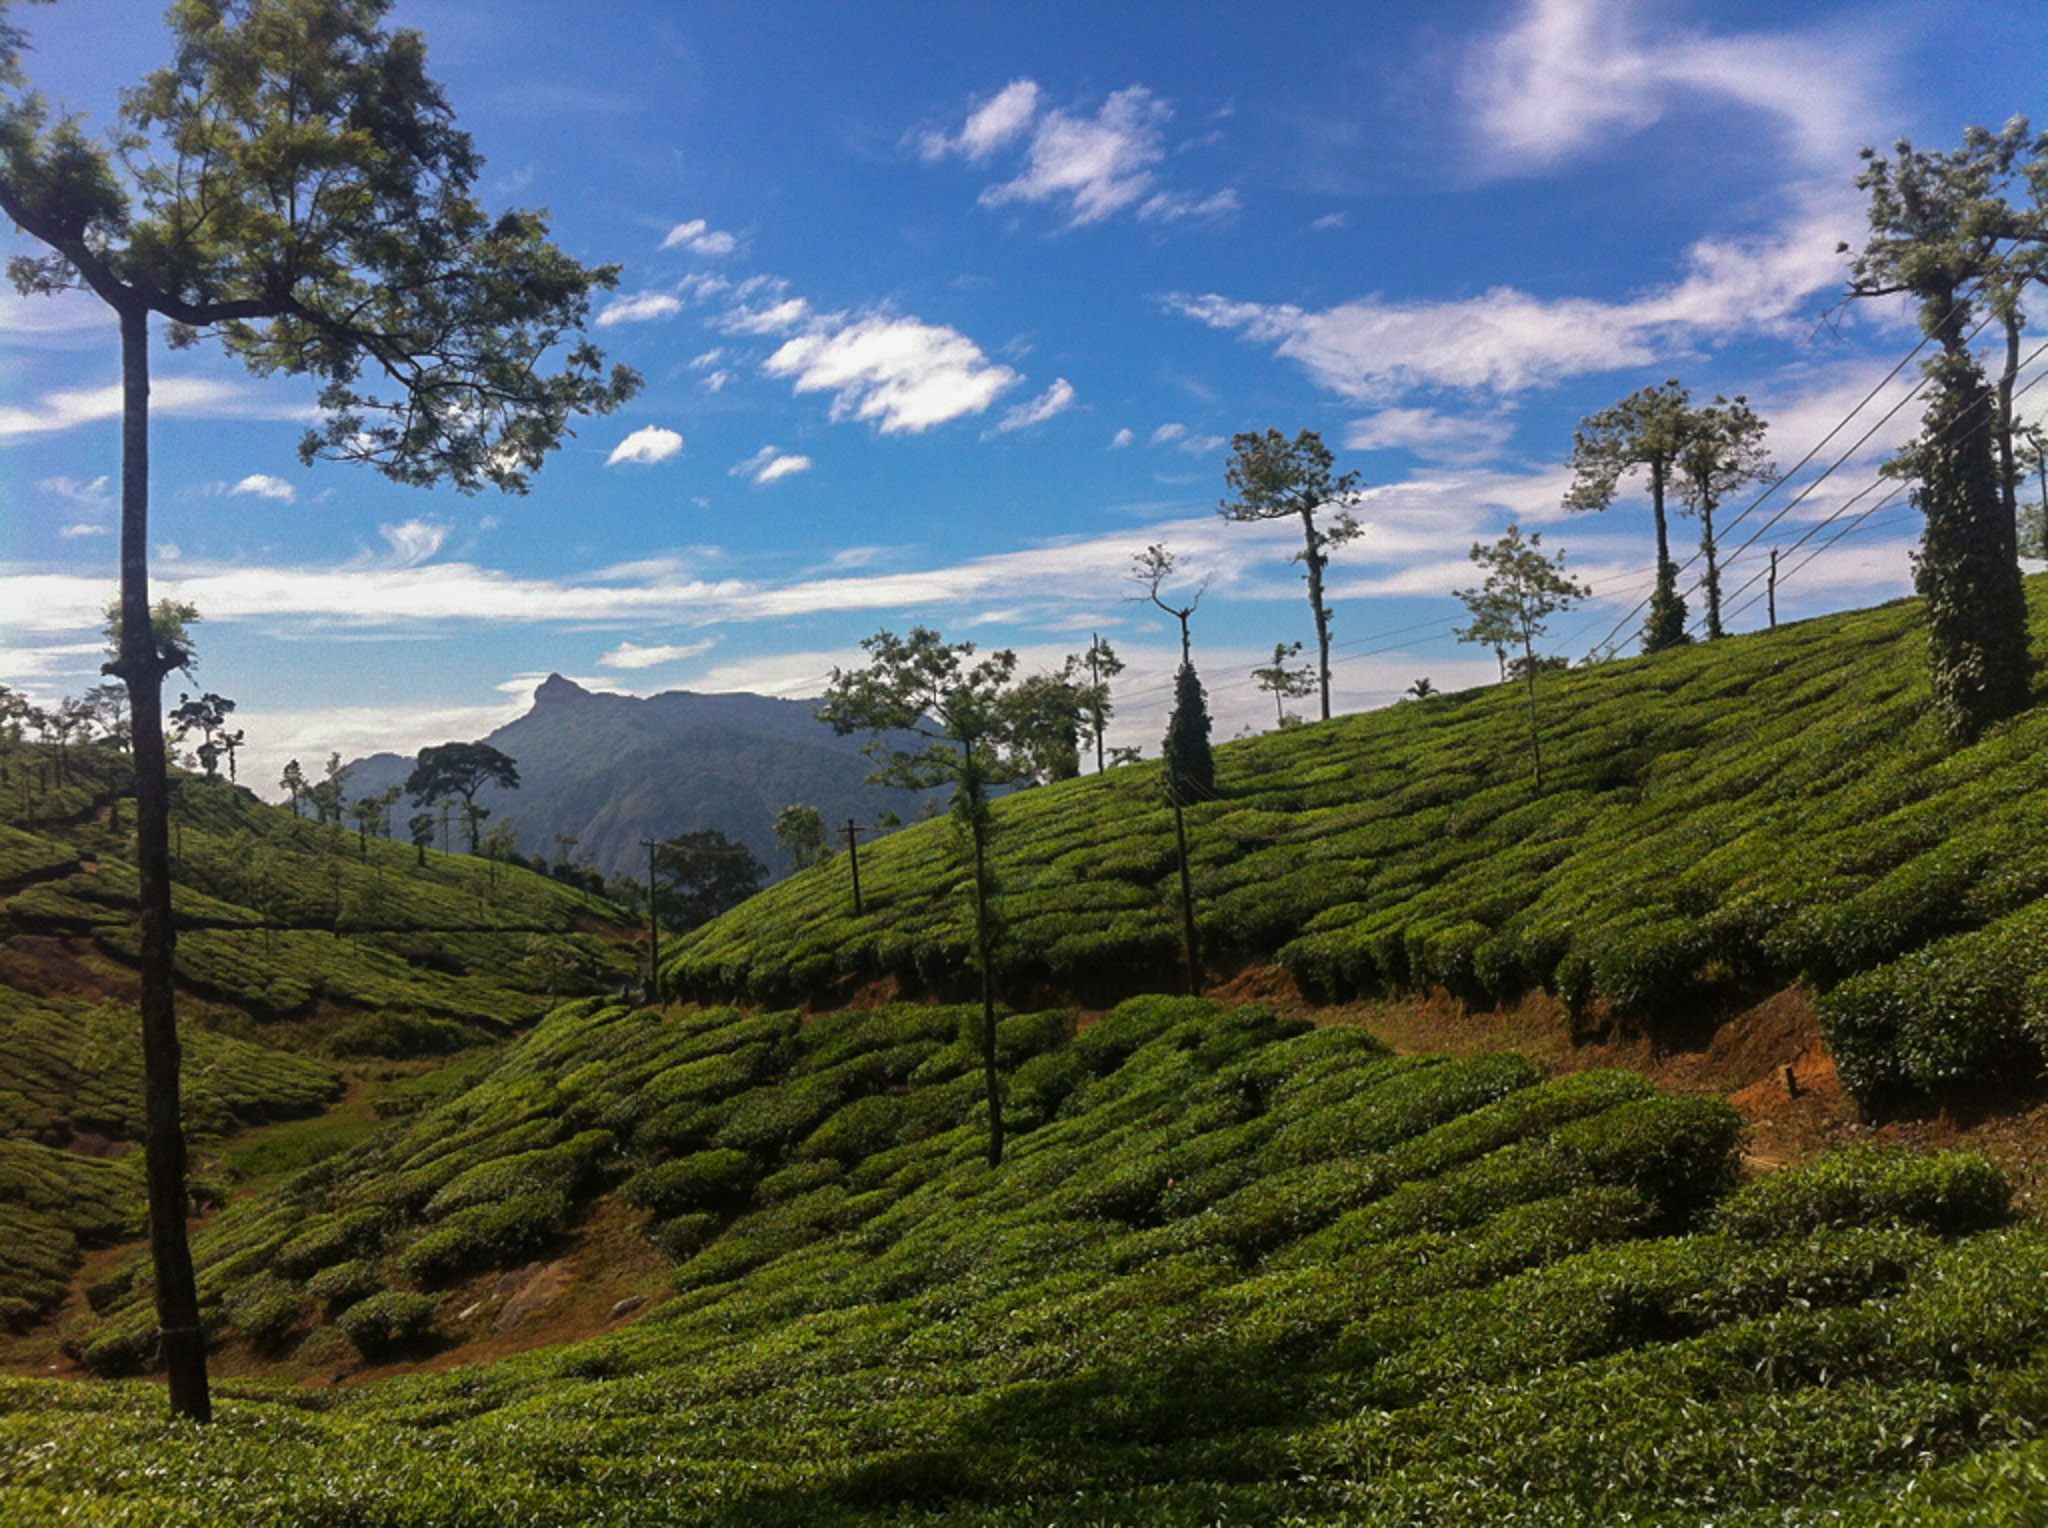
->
[1675,395,1774,640]
[2019,423,2048,560]
[1251,640,1316,727]
[1162,660,1215,802]
[168,691,235,779]
[1219,428,1363,720]
[0,0,635,1420]
[1079,633,1123,774]
[1843,122,2041,739]
[404,741,520,852]
[1564,380,1692,653]
[1454,525,1589,790]
[817,626,1049,1167]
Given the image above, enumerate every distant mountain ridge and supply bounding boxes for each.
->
[343,675,938,882]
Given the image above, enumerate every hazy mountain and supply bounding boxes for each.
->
[343,674,941,882]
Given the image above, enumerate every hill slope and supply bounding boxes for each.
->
[8,992,2048,1524]
[671,577,2048,1107]
[342,675,944,882]
[0,740,638,1331]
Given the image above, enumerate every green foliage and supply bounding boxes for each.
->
[1715,1147,2010,1240]
[336,1290,440,1360]
[1162,661,1215,802]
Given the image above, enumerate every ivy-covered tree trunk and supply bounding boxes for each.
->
[1915,343,2031,740]
[115,307,209,1422]
[1163,662,1215,802]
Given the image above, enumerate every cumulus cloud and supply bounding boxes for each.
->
[1464,0,1883,173]
[1111,427,1135,448]
[598,638,717,670]
[58,522,109,538]
[659,218,741,256]
[233,473,297,502]
[379,519,451,567]
[732,445,814,484]
[762,314,1020,433]
[606,426,685,466]
[719,296,813,336]
[597,291,685,327]
[922,79,1233,229]
[988,377,1076,435]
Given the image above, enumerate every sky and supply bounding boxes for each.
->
[4,0,2045,799]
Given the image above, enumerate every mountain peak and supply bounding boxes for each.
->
[533,673,589,705]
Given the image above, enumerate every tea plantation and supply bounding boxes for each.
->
[672,574,2048,1110]
[6,992,2048,1523]
[0,742,638,1330]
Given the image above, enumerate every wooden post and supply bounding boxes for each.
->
[1768,548,1779,630]
[639,838,662,1005]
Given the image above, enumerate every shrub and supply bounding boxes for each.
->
[1715,1148,2010,1241]
[336,1289,439,1360]
[397,1190,568,1285]
[274,1206,388,1278]
[621,1149,754,1219]
[1550,1095,1744,1229]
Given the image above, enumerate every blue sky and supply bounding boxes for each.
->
[4,0,2045,794]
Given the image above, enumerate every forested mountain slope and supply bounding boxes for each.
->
[342,675,943,882]
[0,742,637,1331]
[672,575,2048,1108]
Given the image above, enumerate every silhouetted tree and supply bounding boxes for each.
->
[653,830,768,931]
[1163,661,1215,802]
[405,742,520,853]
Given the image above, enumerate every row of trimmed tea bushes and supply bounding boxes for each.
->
[76,997,1075,1370]
[8,996,2041,1524]
[0,1139,137,1329]
[668,580,2048,1101]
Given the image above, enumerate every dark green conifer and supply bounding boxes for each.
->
[1163,662,1214,802]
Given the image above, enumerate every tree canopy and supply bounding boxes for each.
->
[1564,380,1692,653]
[1455,525,1589,789]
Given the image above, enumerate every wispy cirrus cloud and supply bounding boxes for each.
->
[732,445,814,484]
[988,377,1075,435]
[1346,407,1518,466]
[378,519,451,567]
[0,377,310,439]
[598,638,717,670]
[1464,0,1884,174]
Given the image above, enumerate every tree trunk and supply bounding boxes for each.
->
[1643,460,1687,651]
[1998,309,2021,543]
[968,797,1004,1167]
[1170,778,1201,996]
[1301,507,1332,721]
[1519,627,1544,791]
[116,305,211,1424]
[1701,499,1723,640]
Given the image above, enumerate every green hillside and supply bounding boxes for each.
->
[0,741,640,1331]
[672,576,2048,1108]
[6,992,2048,1524]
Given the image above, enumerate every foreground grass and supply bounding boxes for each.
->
[671,577,2048,1110]
[12,994,2048,1524]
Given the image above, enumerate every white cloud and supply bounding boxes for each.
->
[660,218,741,256]
[1151,422,1188,446]
[732,445,814,484]
[1167,185,1851,401]
[989,377,1076,435]
[40,474,111,507]
[0,377,304,439]
[58,522,109,538]
[762,314,1020,433]
[1464,0,1883,174]
[598,639,717,670]
[925,80,1232,230]
[688,348,727,370]
[606,426,686,466]
[597,291,685,327]
[379,519,451,567]
[1310,212,1348,231]
[719,297,813,336]
[1346,407,1517,465]
[233,473,298,502]
[918,78,1043,162]
[1111,427,1135,448]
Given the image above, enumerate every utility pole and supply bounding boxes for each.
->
[639,838,663,1005]
[841,819,865,916]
